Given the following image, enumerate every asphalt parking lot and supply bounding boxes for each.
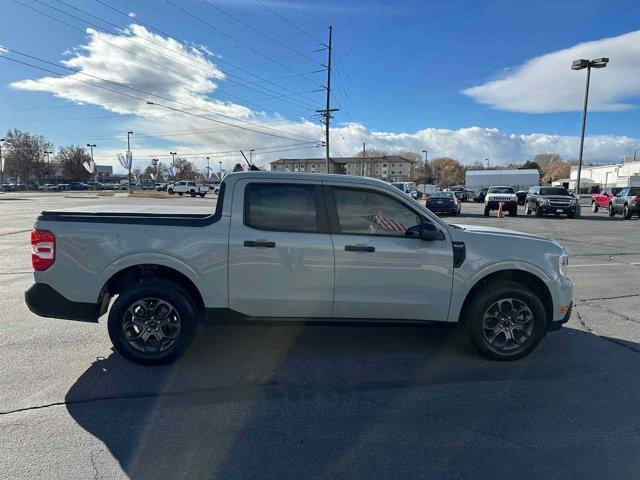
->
[1,192,640,479]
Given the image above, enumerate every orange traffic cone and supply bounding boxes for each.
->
[497,202,504,218]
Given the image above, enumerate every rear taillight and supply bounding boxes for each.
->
[31,230,55,271]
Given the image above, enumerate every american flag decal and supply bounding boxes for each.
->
[365,213,406,232]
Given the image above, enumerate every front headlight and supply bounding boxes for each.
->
[558,251,569,277]
[539,197,550,205]
[569,198,577,205]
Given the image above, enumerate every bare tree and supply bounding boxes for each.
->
[174,158,198,180]
[143,161,170,182]
[56,146,91,182]
[430,157,465,187]
[466,160,486,171]
[354,147,388,158]
[3,129,53,184]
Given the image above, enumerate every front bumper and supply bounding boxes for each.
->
[25,283,99,323]
[486,200,517,210]
[538,205,576,215]
[548,302,572,332]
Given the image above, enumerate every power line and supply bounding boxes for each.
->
[0,54,321,143]
[4,47,318,142]
[196,0,321,64]
[253,0,323,43]
[13,0,319,112]
[164,0,324,89]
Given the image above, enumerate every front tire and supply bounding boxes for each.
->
[624,204,632,219]
[608,203,615,216]
[107,280,198,365]
[509,207,518,216]
[535,204,543,217]
[525,203,532,215]
[168,189,174,195]
[484,206,490,216]
[591,202,598,213]
[463,281,547,360]
[199,193,206,198]
[190,190,196,197]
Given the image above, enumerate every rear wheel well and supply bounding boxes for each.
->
[104,264,204,316]
[459,269,553,325]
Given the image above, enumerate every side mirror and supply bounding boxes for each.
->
[420,223,440,241]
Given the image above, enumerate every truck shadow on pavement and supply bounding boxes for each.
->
[66,323,640,480]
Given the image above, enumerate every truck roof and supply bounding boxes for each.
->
[223,171,394,189]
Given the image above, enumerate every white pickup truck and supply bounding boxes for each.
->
[26,172,572,364]
[167,181,208,197]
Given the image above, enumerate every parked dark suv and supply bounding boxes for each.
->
[524,186,577,218]
[608,187,640,219]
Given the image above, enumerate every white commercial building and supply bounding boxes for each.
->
[465,169,540,191]
[570,160,640,191]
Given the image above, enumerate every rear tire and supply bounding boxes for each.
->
[190,190,196,197]
[168,189,174,195]
[199,193,206,198]
[463,281,547,361]
[178,192,183,196]
[509,207,518,216]
[107,280,198,365]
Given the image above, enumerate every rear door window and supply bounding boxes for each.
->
[245,183,319,233]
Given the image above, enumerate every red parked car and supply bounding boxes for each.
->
[591,187,622,212]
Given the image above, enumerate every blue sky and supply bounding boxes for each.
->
[1,0,639,171]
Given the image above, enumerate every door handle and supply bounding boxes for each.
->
[244,240,276,248]
[345,244,375,252]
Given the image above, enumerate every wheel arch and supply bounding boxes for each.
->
[456,269,553,327]
[101,262,206,318]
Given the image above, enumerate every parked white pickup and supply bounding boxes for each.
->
[167,181,208,197]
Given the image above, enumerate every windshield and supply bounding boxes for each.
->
[487,187,514,194]
[391,183,409,191]
[539,187,570,196]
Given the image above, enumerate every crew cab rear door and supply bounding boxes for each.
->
[228,179,334,317]
[325,183,454,321]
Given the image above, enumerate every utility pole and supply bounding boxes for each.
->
[86,144,96,188]
[206,156,211,179]
[249,149,255,166]
[361,142,365,176]
[127,131,133,191]
[219,161,222,180]
[316,26,338,174]
[634,150,637,162]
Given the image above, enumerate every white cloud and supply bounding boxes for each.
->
[127,11,137,18]
[463,30,640,113]
[8,24,639,174]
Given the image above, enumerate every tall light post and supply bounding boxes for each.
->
[219,161,222,180]
[86,144,96,188]
[422,149,428,182]
[249,149,255,166]
[126,131,134,191]
[151,158,159,181]
[0,138,5,186]
[170,152,177,180]
[206,156,211,179]
[571,57,609,216]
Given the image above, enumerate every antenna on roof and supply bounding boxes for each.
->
[240,151,260,171]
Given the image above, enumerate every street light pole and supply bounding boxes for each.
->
[0,138,5,186]
[126,131,134,191]
[86,144,96,188]
[571,57,609,216]
[422,149,428,182]
[219,161,222,180]
[170,152,177,180]
[151,158,159,181]
[249,149,255,166]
